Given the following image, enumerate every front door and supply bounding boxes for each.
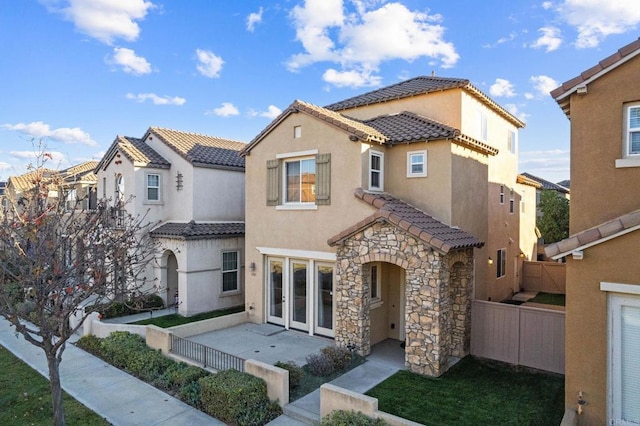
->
[267,258,285,326]
[314,262,334,337]
[290,260,310,331]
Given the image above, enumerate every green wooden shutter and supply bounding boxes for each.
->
[315,153,331,205]
[266,159,280,206]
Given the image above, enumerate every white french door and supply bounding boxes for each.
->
[290,260,310,331]
[609,294,640,424]
[266,258,285,326]
[314,262,334,337]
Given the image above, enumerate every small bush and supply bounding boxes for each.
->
[178,381,202,408]
[199,369,274,425]
[76,334,103,356]
[99,331,148,369]
[127,348,172,382]
[158,362,209,391]
[275,361,304,389]
[94,294,165,319]
[305,353,335,377]
[321,346,353,371]
[320,410,387,425]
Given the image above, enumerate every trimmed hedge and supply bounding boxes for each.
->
[274,361,304,389]
[91,294,165,319]
[320,410,387,425]
[199,369,281,425]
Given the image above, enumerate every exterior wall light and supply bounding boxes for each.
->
[488,257,494,265]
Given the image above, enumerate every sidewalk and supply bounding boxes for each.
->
[0,317,224,426]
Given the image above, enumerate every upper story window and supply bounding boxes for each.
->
[285,158,315,203]
[369,150,384,191]
[478,109,488,141]
[115,174,124,206]
[65,189,77,211]
[146,173,160,202]
[499,185,505,204]
[626,104,640,156]
[294,126,302,139]
[508,130,517,154]
[267,151,331,209]
[509,189,515,214]
[407,150,427,178]
[222,250,240,293]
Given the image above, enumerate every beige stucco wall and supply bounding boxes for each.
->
[517,183,539,262]
[568,57,640,233]
[243,112,375,322]
[564,232,640,425]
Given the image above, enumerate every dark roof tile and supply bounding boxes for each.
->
[150,221,245,240]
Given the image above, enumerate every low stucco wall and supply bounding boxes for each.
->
[320,383,422,426]
[245,359,289,407]
[85,317,146,339]
[146,325,172,354]
[168,311,248,338]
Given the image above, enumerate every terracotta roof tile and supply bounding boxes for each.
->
[148,127,245,170]
[149,221,245,240]
[96,136,171,171]
[520,172,569,193]
[545,208,640,258]
[328,188,483,253]
[7,169,56,193]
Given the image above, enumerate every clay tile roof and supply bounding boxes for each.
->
[551,37,640,117]
[7,168,56,192]
[96,136,171,171]
[545,209,640,259]
[60,161,99,184]
[362,112,498,156]
[516,174,542,188]
[325,75,525,128]
[328,188,483,253]
[520,172,569,193]
[147,127,245,170]
[149,221,245,240]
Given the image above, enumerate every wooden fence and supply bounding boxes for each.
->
[521,261,566,294]
[470,300,565,374]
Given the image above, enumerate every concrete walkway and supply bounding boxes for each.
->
[0,317,223,425]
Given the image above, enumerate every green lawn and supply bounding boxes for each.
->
[0,345,110,426]
[528,292,566,306]
[366,356,564,426]
[130,305,244,327]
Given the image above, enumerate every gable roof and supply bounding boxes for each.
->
[240,99,387,156]
[146,127,245,170]
[325,76,525,128]
[551,37,640,117]
[545,209,640,259]
[328,188,483,253]
[363,111,498,156]
[149,221,245,240]
[7,168,56,193]
[96,135,171,171]
[60,161,99,184]
[520,172,569,193]
[516,174,542,188]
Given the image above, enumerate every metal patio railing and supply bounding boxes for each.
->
[170,335,245,372]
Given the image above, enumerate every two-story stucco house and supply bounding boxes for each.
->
[546,38,640,424]
[241,76,531,376]
[95,127,246,316]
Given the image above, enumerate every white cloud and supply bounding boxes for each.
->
[519,149,570,182]
[246,7,263,31]
[288,0,458,88]
[195,49,224,78]
[125,93,186,105]
[531,26,562,52]
[530,75,559,98]
[483,32,518,48]
[542,1,553,9]
[45,0,155,45]
[2,121,96,146]
[206,103,240,117]
[9,150,67,165]
[489,78,516,98]
[108,47,152,75]
[504,103,530,123]
[249,105,282,119]
[323,68,382,88]
[557,0,640,48]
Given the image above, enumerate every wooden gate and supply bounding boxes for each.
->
[522,261,565,294]
[470,300,565,374]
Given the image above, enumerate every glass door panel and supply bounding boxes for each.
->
[267,258,284,326]
[315,263,334,337]
[290,261,309,331]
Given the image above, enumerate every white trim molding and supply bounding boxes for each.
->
[256,246,336,261]
[276,149,318,159]
[600,282,640,296]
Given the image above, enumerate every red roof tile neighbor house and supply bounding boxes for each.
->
[548,37,640,425]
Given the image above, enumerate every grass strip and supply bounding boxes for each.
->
[130,305,244,328]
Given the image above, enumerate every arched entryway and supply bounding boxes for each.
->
[161,250,179,308]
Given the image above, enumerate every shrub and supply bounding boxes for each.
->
[321,346,353,371]
[199,369,276,425]
[126,348,172,382]
[305,353,335,377]
[94,294,165,319]
[320,410,387,425]
[76,334,103,356]
[158,362,209,391]
[178,381,202,408]
[99,331,148,369]
[275,361,304,389]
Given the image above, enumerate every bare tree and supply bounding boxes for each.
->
[0,150,158,425]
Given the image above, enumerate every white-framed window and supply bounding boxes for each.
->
[370,263,382,308]
[146,173,160,202]
[284,157,316,203]
[407,150,427,178]
[369,150,384,191]
[499,185,505,204]
[496,248,506,278]
[608,292,640,422]
[222,251,240,293]
[625,104,640,156]
[478,109,488,141]
[294,125,302,139]
[508,130,517,154]
[65,189,77,211]
[509,190,515,214]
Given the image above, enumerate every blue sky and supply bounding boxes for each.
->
[1,0,639,184]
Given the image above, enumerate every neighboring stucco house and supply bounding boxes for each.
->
[59,161,99,211]
[520,171,570,217]
[241,76,532,376]
[546,37,640,424]
[95,127,246,316]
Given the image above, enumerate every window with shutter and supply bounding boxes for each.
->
[315,153,331,205]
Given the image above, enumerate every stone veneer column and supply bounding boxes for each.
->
[448,249,474,358]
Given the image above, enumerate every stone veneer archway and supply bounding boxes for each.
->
[333,221,474,376]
